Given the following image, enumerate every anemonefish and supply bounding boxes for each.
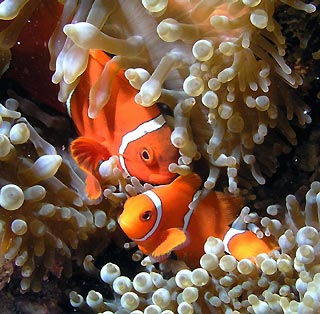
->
[69,50,179,199]
[118,173,278,267]
[0,1,179,199]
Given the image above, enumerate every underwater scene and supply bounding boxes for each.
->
[0,0,320,313]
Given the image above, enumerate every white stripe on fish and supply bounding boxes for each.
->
[118,114,166,175]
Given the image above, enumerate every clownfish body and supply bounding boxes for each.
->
[69,50,179,199]
[1,2,179,200]
[118,173,278,267]
[0,1,179,200]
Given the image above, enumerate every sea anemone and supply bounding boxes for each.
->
[70,180,320,313]
[1,0,317,193]
[0,0,319,312]
[0,97,117,292]
[49,0,315,194]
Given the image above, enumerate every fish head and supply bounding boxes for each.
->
[118,193,159,243]
[118,187,190,260]
[120,123,179,184]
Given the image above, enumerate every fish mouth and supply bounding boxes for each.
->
[117,214,145,242]
[117,215,124,228]
[117,215,132,238]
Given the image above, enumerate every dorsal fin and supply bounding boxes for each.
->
[170,173,203,191]
[208,191,244,226]
[89,49,111,66]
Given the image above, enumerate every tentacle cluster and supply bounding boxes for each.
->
[71,180,320,313]
[0,1,319,306]
[0,97,117,292]
[0,0,316,193]
[62,0,315,193]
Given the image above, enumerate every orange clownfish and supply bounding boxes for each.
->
[118,173,278,267]
[69,50,179,199]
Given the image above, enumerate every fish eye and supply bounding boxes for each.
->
[141,149,150,160]
[140,148,155,165]
[140,210,152,221]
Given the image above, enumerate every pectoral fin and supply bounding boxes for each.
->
[151,228,188,259]
[71,137,109,199]
[70,136,109,173]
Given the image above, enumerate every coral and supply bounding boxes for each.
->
[0,97,117,292]
[70,180,320,313]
